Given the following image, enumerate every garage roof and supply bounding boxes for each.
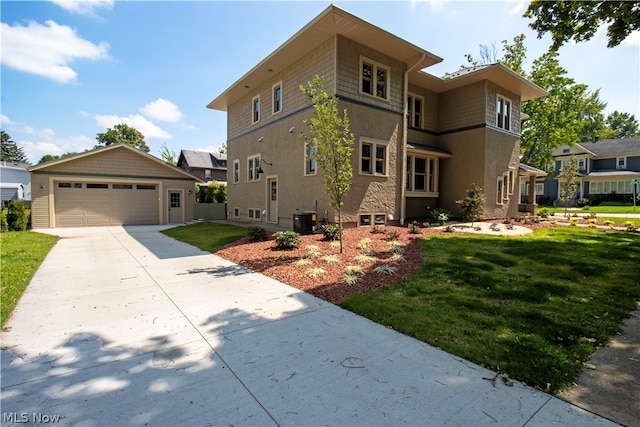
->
[29,143,204,182]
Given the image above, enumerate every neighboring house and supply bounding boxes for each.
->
[207,5,547,228]
[1,161,31,205]
[177,149,228,184]
[29,143,203,228]
[534,137,640,205]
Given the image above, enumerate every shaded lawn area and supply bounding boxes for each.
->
[161,222,247,252]
[1,231,58,327]
[340,228,640,393]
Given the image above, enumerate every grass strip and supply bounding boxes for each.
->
[340,228,640,393]
[1,231,58,327]
[161,222,247,253]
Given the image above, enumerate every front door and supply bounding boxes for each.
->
[168,190,183,223]
[267,178,278,223]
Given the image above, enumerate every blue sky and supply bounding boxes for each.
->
[2,0,638,164]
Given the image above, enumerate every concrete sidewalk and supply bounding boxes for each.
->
[1,226,617,426]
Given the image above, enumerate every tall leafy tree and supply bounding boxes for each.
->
[1,130,29,163]
[96,123,150,152]
[525,0,640,49]
[300,75,354,253]
[604,111,640,139]
[37,152,77,164]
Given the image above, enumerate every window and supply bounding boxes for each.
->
[360,57,389,100]
[496,95,511,131]
[508,169,515,194]
[247,154,261,182]
[137,185,156,190]
[590,180,634,194]
[407,93,424,128]
[304,143,317,175]
[272,82,282,114]
[374,214,386,226]
[113,184,133,190]
[252,95,260,124]
[406,155,438,194]
[248,208,261,221]
[233,208,239,218]
[360,138,387,176]
[577,159,586,170]
[359,214,372,227]
[233,159,240,184]
[205,169,212,181]
[87,183,108,189]
[58,182,82,188]
[617,157,627,169]
[496,178,503,205]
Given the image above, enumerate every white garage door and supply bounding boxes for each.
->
[54,181,159,227]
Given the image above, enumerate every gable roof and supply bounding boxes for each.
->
[28,143,204,182]
[178,150,226,169]
[207,4,443,111]
[578,137,640,157]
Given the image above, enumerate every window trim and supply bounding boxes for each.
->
[247,208,262,221]
[252,95,260,124]
[304,143,317,176]
[233,207,240,218]
[617,157,627,170]
[233,159,240,184]
[496,95,511,131]
[247,154,261,182]
[496,177,504,205]
[359,56,390,101]
[204,169,212,181]
[272,81,282,115]
[359,137,388,177]
[406,154,439,196]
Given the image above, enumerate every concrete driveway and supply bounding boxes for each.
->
[1,226,616,426]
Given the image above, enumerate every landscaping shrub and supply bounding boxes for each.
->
[246,226,267,242]
[274,231,301,249]
[1,209,7,232]
[428,208,451,226]
[321,223,340,241]
[7,200,28,231]
[456,183,485,223]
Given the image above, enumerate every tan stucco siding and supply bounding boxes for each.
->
[437,82,486,133]
[482,129,521,219]
[227,37,336,141]
[336,36,405,114]
[39,148,188,179]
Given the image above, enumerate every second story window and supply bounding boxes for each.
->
[407,93,424,128]
[205,169,212,181]
[360,57,389,100]
[617,157,626,169]
[496,95,511,131]
[252,96,260,124]
[273,82,282,114]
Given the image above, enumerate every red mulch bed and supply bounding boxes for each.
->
[216,221,551,304]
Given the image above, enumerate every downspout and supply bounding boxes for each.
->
[400,54,426,225]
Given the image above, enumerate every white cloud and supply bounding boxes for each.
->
[140,98,184,123]
[0,20,110,83]
[622,30,640,47]
[50,0,114,16]
[18,130,94,163]
[95,114,172,140]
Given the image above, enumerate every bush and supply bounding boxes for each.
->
[456,183,485,223]
[247,226,267,242]
[1,209,7,232]
[428,208,451,226]
[7,201,28,231]
[538,208,549,219]
[321,223,340,241]
[274,231,301,249]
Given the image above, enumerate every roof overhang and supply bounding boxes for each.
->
[207,4,442,111]
[28,143,205,183]
[519,163,548,177]
[411,63,548,102]
[407,143,452,158]
[586,170,640,178]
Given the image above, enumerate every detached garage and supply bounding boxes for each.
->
[29,143,203,228]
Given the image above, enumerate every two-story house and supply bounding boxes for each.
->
[538,137,640,205]
[177,149,227,184]
[207,5,547,228]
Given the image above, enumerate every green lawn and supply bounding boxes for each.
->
[340,228,640,393]
[161,222,247,252]
[544,205,640,214]
[1,231,58,327]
